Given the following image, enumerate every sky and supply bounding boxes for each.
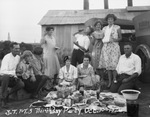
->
[0,0,150,43]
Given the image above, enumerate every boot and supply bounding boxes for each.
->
[1,98,9,109]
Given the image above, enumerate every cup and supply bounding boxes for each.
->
[80,90,84,96]
[126,100,139,117]
[96,91,100,99]
[79,87,84,96]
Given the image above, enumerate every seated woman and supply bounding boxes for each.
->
[31,46,45,76]
[77,54,100,91]
[31,47,51,91]
[16,50,47,99]
[56,56,78,93]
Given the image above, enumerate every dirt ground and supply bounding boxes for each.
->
[0,79,150,117]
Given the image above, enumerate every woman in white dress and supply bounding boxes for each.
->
[56,56,78,93]
[40,26,60,85]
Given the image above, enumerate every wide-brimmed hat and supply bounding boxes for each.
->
[105,14,117,21]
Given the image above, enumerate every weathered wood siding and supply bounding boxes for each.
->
[41,24,84,64]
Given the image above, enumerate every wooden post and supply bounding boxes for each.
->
[104,0,109,9]
[83,0,89,10]
[127,0,133,6]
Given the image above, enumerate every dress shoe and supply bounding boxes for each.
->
[1,99,9,109]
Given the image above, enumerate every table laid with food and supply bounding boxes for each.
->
[29,86,139,116]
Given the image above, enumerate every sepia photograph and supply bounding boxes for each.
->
[0,0,150,117]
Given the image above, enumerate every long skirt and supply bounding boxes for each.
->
[91,40,103,71]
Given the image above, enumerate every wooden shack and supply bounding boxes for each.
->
[38,6,150,63]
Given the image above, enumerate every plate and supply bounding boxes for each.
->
[60,80,70,86]
[86,97,98,105]
[114,101,125,107]
[30,101,47,107]
[107,105,120,110]
[72,103,86,107]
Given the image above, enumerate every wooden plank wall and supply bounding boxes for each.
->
[41,24,84,65]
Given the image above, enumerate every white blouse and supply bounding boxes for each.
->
[59,65,78,81]
[102,25,120,43]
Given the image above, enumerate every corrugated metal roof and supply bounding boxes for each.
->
[39,6,150,25]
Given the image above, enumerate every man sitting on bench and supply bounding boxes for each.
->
[110,42,141,94]
[0,42,24,108]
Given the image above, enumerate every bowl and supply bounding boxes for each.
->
[121,89,141,100]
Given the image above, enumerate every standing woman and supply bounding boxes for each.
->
[99,14,122,88]
[40,26,60,82]
[71,26,94,67]
[91,20,104,72]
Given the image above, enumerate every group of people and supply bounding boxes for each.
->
[0,43,48,108]
[71,13,141,91]
[0,13,142,108]
[39,13,141,93]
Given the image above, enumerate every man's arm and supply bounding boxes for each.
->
[0,55,9,74]
[84,36,90,52]
[122,55,141,83]
[122,73,138,83]
[134,55,142,76]
[74,41,88,52]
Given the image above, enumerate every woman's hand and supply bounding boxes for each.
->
[22,73,29,79]
[40,38,47,45]
[30,76,36,82]
[16,69,23,75]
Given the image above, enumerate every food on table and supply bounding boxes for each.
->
[45,91,57,99]
[63,98,72,107]
[114,100,125,107]
[57,91,64,98]
[86,97,98,105]
[55,98,63,106]
[92,101,107,107]
[60,80,70,86]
